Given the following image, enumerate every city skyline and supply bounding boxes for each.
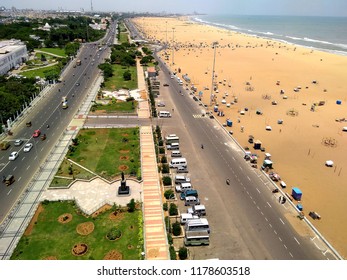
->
[1,0,347,17]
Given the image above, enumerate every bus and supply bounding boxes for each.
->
[184,230,210,246]
[76,59,81,66]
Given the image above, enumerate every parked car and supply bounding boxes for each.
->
[23,143,33,152]
[14,139,23,146]
[33,129,41,138]
[157,101,165,107]
[9,151,19,161]
[163,83,169,87]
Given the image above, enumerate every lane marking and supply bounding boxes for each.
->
[26,165,31,170]
[13,166,17,171]
[247,176,251,181]
[7,189,12,195]
[294,237,300,245]
[279,218,285,225]
[267,202,272,208]
[256,188,260,193]
[18,177,21,182]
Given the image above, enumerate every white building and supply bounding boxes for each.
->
[0,39,28,75]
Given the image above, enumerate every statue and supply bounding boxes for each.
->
[118,172,130,195]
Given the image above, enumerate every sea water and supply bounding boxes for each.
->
[194,15,347,55]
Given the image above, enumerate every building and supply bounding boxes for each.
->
[0,39,28,75]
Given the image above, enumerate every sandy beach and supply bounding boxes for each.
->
[132,16,347,258]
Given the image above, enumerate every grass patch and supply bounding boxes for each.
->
[119,32,129,44]
[104,64,137,91]
[92,99,138,113]
[21,64,61,79]
[11,201,142,260]
[36,48,67,57]
[67,128,141,181]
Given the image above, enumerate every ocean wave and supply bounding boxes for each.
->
[193,16,347,55]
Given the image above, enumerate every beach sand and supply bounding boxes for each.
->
[132,17,347,258]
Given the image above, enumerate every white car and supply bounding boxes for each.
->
[14,139,23,146]
[23,143,33,152]
[9,151,19,161]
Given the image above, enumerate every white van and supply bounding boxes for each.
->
[185,196,200,206]
[169,157,187,168]
[174,175,190,184]
[171,150,182,157]
[159,111,171,118]
[187,205,206,216]
[176,182,192,193]
[180,213,199,224]
[167,142,179,150]
[185,218,210,233]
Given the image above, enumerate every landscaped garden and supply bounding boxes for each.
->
[11,200,143,260]
[50,127,141,187]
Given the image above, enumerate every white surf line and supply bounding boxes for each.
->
[294,237,300,245]
[279,218,285,225]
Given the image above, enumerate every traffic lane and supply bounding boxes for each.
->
[162,86,321,259]
[192,116,324,259]
[162,118,270,259]
[177,118,292,259]
[0,45,103,222]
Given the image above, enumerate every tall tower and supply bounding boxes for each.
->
[91,0,93,12]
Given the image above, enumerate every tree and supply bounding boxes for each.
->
[98,63,113,79]
[127,198,136,212]
[178,247,188,260]
[123,70,131,81]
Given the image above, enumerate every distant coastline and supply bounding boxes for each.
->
[190,15,347,56]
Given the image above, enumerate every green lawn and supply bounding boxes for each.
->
[67,128,141,181]
[104,64,137,90]
[36,48,67,57]
[93,99,138,113]
[119,32,129,43]
[11,201,143,260]
[21,64,61,79]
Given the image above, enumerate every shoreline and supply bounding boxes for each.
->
[189,15,347,57]
[132,16,347,258]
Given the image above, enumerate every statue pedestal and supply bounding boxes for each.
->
[118,179,130,195]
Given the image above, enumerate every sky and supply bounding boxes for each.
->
[1,0,347,17]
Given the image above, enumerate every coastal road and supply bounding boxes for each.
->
[0,27,115,224]
[153,55,333,260]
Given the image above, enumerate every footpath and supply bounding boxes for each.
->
[0,58,169,260]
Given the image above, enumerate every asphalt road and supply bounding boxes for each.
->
[152,54,334,260]
[0,25,116,223]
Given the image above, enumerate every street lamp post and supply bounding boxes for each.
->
[172,27,175,66]
[210,42,218,106]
